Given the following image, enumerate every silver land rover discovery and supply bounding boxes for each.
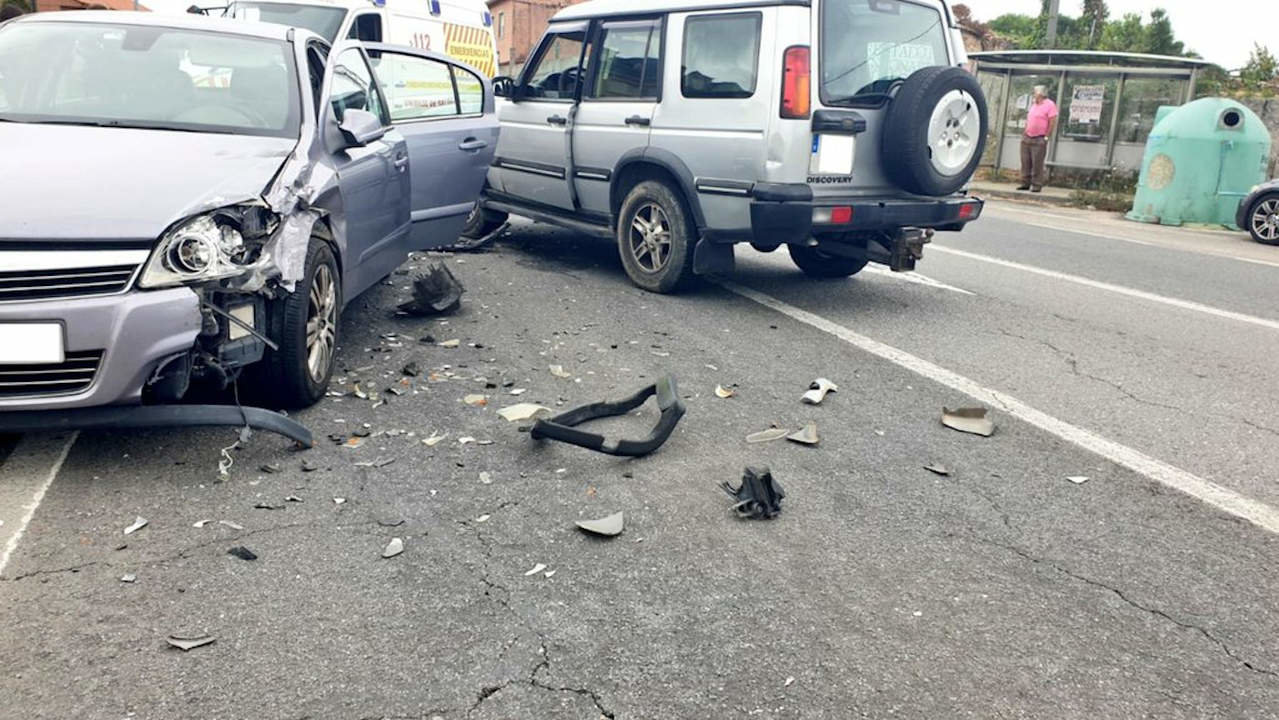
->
[470,0,988,293]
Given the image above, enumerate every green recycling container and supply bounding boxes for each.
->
[1127,98,1271,228]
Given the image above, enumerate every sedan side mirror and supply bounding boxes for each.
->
[336,108,386,149]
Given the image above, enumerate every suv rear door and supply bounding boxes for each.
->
[805,0,957,199]
[491,23,588,210]
[571,17,662,218]
[365,43,498,247]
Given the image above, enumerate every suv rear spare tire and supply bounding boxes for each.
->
[881,66,988,197]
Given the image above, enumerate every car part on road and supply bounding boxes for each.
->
[575,511,625,537]
[1068,476,1090,485]
[529,375,686,457]
[0,405,314,447]
[715,385,737,399]
[942,407,995,437]
[802,378,838,405]
[123,517,148,535]
[524,563,548,576]
[721,467,785,520]
[459,202,510,244]
[786,423,820,446]
[746,427,791,444]
[881,66,988,197]
[166,633,216,652]
[924,463,951,477]
[382,538,405,559]
[227,546,257,561]
[120,574,137,584]
[497,403,552,422]
[397,262,466,316]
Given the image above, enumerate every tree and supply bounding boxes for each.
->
[989,13,1037,48]
[1145,8,1184,56]
[1240,44,1278,91]
[1098,13,1148,53]
[1080,0,1109,49]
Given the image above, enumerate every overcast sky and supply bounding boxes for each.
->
[962,0,1277,69]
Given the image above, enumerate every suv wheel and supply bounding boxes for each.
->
[881,66,988,197]
[788,244,868,279]
[617,180,697,293]
[1247,194,1279,245]
[461,201,508,240]
[249,238,341,408]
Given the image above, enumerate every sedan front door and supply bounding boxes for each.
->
[364,44,499,247]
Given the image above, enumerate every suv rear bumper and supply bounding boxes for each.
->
[747,184,984,246]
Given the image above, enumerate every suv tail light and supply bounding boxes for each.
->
[781,46,810,119]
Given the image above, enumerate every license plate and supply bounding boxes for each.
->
[0,323,64,364]
[810,134,856,176]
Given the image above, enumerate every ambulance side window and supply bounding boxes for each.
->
[349,13,383,43]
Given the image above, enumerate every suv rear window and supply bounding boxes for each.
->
[821,0,948,106]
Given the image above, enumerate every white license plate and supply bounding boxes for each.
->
[0,323,65,364]
[810,134,856,176]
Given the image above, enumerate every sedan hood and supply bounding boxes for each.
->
[0,123,298,243]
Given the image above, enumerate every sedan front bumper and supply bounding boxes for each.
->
[0,288,201,411]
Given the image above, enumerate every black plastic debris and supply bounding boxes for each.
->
[227,546,258,561]
[529,375,685,457]
[260,463,282,474]
[402,361,421,378]
[398,262,465,316]
[721,466,786,520]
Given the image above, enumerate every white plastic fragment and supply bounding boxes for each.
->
[123,517,148,535]
[786,423,820,446]
[1068,476,1090,485]
[218,520,244,530]
[802,378,838,405]
[942,407,995,437]
[193,519,213,528]
[120,574,137,583]
[422,432,448,446]
[497,403,552,422]
[382,537,404,558]
[575,511,624,537]
[479,472,493,485]
[715,385,737,399]
[475,514,491,523]
[746,427,790,444]
[524,563,547,576]
[549,365,572,379]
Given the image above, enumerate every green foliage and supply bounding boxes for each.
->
[1240,44,1278,91]
[983,5,1195,58]
[1097,12,1148,53]
[989,13,1037,49]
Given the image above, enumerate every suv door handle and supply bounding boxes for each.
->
[458,138,489,152]
[624,115,651,127]
[547,115,568,126]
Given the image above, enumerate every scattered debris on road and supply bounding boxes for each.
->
[549,364,573,379]
[333,497,346,505]
[463,394,488,407]
[530,375,686,457]
[802,378,838,405]
[497,403,552,422]
[423,432,447,446]
[397,262,465,316]
[715,384,737,399]
[525,563,548,576]
[122,517,148,535]
[1068,476,1090,485]
[721,467,786,519]
[746,426,790,444]
[218,520,244,530]
[227,546,257,561]
[479,472,493,485]
[382,538,404,558]
[942,407,995,437]
[575,511,624,537]
[924,463,951,476]
[166,633,216,652]
[439,339,461,348]
[786,423,820,446]
[120,574,136,583]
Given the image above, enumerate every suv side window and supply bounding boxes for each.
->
[587,19,661,100]
[329,47,389,126]
[681,13,762,99]
[348,13,383,42]
[522,30,586,101]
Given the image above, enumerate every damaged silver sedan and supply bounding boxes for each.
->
[0,12,496,433]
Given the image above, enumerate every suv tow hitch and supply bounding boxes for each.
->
[887,228,932,272]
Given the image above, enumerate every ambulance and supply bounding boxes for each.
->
[224,0,499,77]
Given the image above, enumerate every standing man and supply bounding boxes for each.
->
[1019,85,1058,193]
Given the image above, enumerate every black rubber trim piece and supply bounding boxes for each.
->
[482,192,613,238]
[752,182,813,203]
[812,110,868,134]
[695,178,754,197]
[0,405,314,447]
[495,157,566,179]
[574,166,613,181]
[529,375,685,457]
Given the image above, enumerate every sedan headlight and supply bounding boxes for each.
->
[139,208,275,289]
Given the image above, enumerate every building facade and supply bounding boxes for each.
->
[486,0,584,77]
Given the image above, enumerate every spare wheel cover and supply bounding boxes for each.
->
[927,88,981,176]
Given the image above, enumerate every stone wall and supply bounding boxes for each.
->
[1238,97,1279,177]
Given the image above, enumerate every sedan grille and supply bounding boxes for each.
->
[0,351,104,398]
[0,265,138,303]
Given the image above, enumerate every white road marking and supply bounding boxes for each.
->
[0,432,78,576]
[931,245,1279,332]
[862,265,975,295]
[717,279,1279,535]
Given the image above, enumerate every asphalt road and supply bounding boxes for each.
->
[2,201,1279,719]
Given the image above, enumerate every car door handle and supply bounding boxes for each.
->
[624,115,651,127]
[393,154,409,172]
[547,115,568,126]
[458,138,489,152]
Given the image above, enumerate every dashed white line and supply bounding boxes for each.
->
[930,245,1279,332]
[0,432,78,576]
[717,279,1279,535]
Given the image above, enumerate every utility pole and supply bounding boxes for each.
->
[1044,0,1060,48]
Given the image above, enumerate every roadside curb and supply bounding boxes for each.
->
[971,185,1075,207]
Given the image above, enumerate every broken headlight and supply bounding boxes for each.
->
[138,207,277,289]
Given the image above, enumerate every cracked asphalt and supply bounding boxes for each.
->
[3,201,1279,718]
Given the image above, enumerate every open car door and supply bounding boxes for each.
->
[363,43,499,249]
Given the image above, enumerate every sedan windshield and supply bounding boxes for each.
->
[226,2,347,42]
[0,21,300,137]
[821,0,949,105]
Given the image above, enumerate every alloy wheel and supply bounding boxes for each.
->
[305,263,337,383]
[1253,198,1279,243]
[927,89,980,175]
[629,203,672,273]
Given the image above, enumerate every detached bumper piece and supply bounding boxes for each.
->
[530,375,685,457]
[0,405,313,448]
[721,466,785,519]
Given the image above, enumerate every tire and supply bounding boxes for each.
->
[1246,193,1279,246]
[750,241,780,253]
[881,66,988,197]
[249,238,341,408]
[788,244,868,279]
[616,180,697,293]
[461,202,508,240]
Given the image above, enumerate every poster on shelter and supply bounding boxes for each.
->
[1070,85,1105,125]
